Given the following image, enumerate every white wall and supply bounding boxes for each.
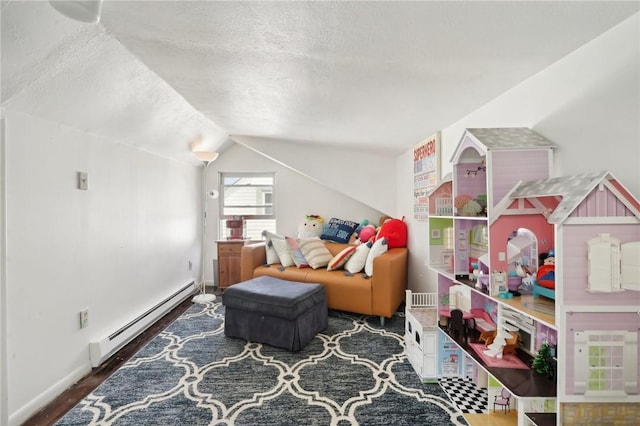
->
[401,13,640,293]
[234,136,398,215]
[203,143,385,284]
[4,111,201,426]
[1,117,8,426]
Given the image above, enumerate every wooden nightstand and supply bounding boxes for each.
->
[216,240,246,289]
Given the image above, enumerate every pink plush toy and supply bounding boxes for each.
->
[358,225,377,243]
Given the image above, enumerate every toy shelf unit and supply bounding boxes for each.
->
[427,176,455,277]
[430,128,561,425]
[428,128,640,425]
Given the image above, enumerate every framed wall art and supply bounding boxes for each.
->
[413,132,441,221]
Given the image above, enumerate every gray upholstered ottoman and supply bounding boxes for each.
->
[222,276,328,352]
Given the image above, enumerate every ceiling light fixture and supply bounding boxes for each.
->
[49,0,104,23]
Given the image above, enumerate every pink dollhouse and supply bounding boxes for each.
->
[494,170,640,421]
[427,127,640,425]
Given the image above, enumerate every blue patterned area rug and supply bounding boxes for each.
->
[56,302,468,426]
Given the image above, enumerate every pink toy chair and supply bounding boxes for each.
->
[493,388,511,413]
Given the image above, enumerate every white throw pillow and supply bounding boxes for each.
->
[271,238,295,267]
[262,230,284,265]
[345,241,372,274]
[298,237,333,269]
[365,237,388,276]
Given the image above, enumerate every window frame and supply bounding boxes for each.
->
[218,172,275,220]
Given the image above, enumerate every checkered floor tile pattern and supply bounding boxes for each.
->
[439,376,488,414]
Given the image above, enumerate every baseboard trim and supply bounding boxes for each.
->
[9,363,91,426]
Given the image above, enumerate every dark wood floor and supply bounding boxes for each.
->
[22,291,214,426]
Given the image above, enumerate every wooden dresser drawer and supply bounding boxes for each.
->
[216,240,246,289]
[218,242,244,254]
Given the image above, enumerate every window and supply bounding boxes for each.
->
[218,172,276,240]
[574,330,638,396]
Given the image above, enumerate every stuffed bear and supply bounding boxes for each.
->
[297,214,325,238]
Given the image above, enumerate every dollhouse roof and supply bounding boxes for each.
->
[509,171,640,224]
[425,172,452,198]
[451,127,557,165]
[465,128,557,151]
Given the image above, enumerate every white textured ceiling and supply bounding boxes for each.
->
[2,1,639,163]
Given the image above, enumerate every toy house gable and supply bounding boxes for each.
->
[450,127,557,164]
[450,128,557,214]
[426,173,453,216]
[508,171,640,225]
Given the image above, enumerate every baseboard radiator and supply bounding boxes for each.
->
[89,281,195,367]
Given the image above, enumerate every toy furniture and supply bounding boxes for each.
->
[222,276,328,352]
[494,388,512,413]
[240,240,407,324]
[404,290,442,382]
[480,329,519,355]
[447,309,474,343]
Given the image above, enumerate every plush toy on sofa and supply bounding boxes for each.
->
[297,214,325,238]
[357,224,377,244]
[376,216,408,249]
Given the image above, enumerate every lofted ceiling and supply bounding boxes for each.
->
[2,1,639,164]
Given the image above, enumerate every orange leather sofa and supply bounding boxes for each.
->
[240,241,408,324]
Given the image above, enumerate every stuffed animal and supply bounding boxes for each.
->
[376,216,408,249]
[297,214,325,238]
[353,219,369,236]
[357,224,377,244]
[536,250,556,289]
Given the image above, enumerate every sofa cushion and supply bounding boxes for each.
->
[262,230,284,265]
[327,245,357,271]
[271,238,295,267]
[299,237,333,269]
[320,217,359,243]
[365,237,388,276]
[286,236,310,268]
[345,241,372,273]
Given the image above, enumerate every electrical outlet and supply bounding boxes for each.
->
[188,260,193,271]
[79,309,89,329]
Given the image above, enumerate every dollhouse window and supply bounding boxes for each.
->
[621,241,640,291]
[574,330,638,396]
[588,234,640,292]
[507,228,537,281]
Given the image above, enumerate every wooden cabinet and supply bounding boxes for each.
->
[216,240,245,289]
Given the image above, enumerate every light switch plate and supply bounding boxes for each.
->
[78,172,88,190]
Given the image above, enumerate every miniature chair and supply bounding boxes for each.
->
[479,330,496,345]
[493,388,511,413]
[448,309,467,342]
